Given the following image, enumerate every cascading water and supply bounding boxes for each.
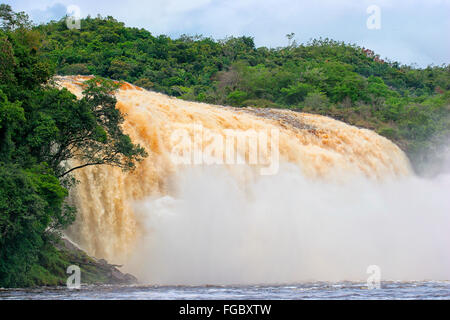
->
[56,76,449,285]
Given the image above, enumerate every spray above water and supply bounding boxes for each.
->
[57,76,449,284]
[130,165,450,284]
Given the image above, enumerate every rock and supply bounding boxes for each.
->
[97,259,108,266]
[109,268,138,284]
[58,236,138,285]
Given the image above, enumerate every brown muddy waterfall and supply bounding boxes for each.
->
[57,76,449,285]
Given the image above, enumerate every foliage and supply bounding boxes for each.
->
[0,6,146,287]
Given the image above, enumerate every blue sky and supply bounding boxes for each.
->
[5,0,450,67]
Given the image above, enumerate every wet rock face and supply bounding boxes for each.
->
[58,238,138,285]
[238,107,316,131]
[109,268,138,284]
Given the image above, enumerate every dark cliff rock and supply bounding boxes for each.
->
[56,238,138,285]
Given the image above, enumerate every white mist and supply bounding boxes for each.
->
[128,163,450,285]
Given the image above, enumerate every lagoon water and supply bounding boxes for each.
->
[1,282,449,300]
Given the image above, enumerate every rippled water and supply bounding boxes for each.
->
[1,281,449,300]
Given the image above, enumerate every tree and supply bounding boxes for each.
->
[0,4,32,31]
[281,82,315,104]
[286,32,295,47]
[26,77,148,178]
[226,90,248,106]
[303,91,330,111]
[0,89,24,162]
[0,35,15,84]
[0,7,148,287]
[0,163,73,287]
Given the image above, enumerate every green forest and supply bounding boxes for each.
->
[0,5,146,287]
[0,4,449,287]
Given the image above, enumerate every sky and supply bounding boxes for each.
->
[4,0,450,67]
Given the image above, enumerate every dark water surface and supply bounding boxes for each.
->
[1,281,449,300]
